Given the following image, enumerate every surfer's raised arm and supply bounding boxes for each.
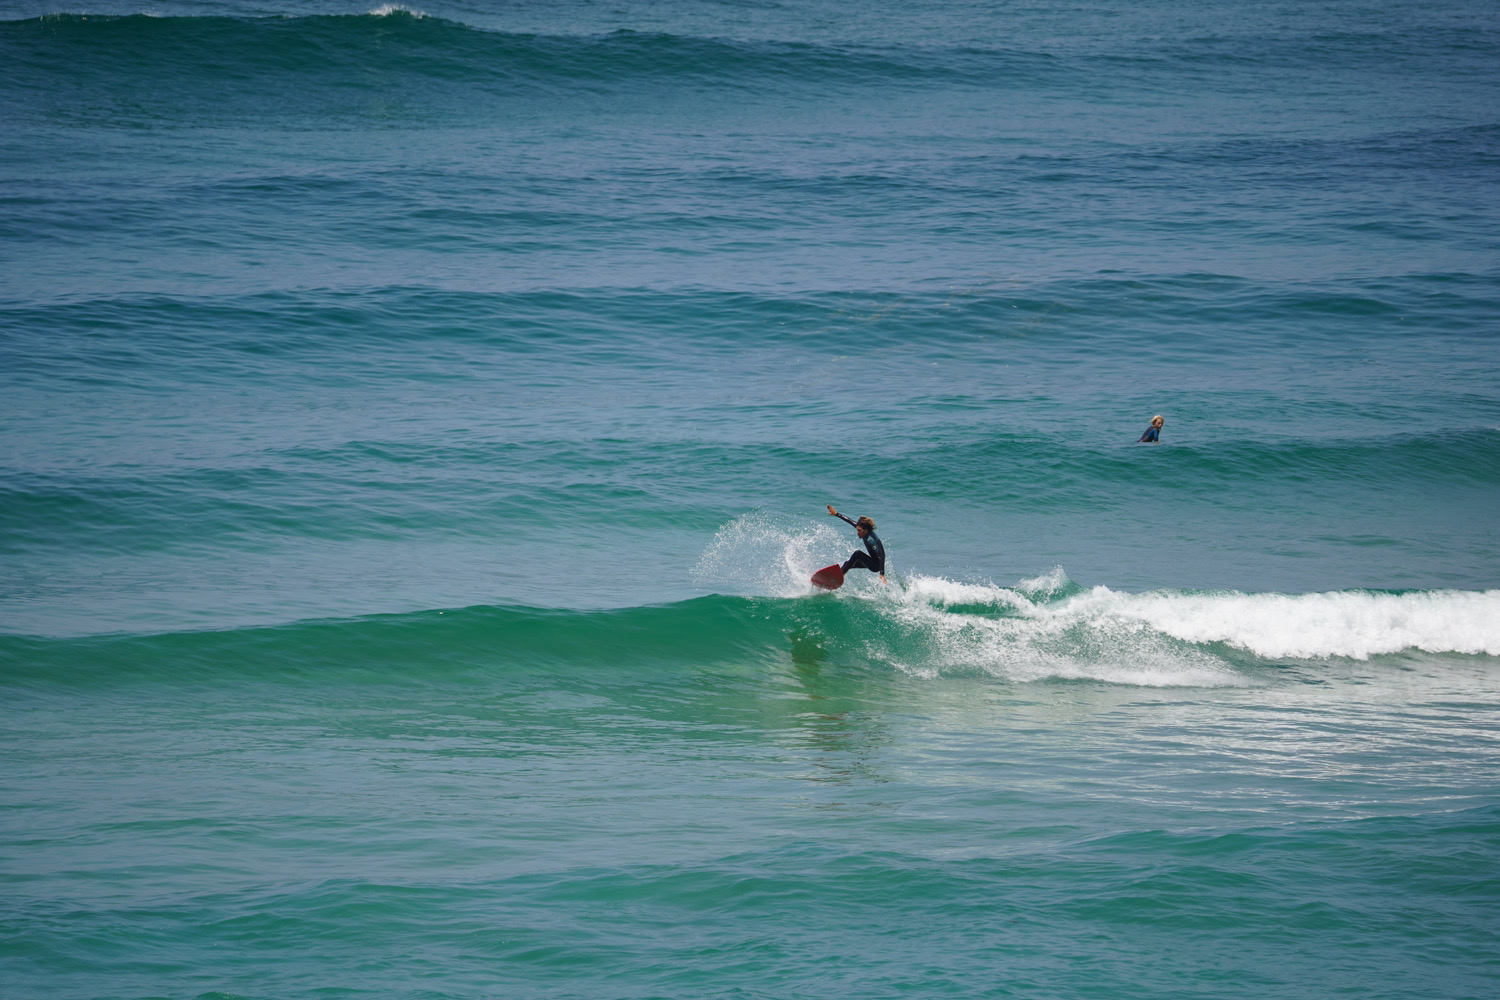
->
[827,504,858,527]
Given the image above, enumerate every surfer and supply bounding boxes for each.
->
[827,505,886,583]
[1138,414,1165,443]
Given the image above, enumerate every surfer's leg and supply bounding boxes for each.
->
[842,551,876,574]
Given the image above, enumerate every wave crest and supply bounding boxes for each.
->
[5,563,1495,692]
[1092,587,1500,659]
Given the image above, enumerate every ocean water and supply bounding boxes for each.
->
[2,2,1499,997]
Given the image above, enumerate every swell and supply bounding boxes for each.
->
[893,429,1500,506]
[5,276,1498,361]
[0,12,1041,125]
[0,425,1494,575]
[4,10,1491,109]
[4,430,1497,560]
[0,597,793,688]
[3,584,1496,691]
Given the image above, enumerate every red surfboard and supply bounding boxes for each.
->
[810,564,845,590]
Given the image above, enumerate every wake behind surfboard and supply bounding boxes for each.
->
[810,564,844,590]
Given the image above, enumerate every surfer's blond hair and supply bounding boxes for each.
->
[856,516,875,531]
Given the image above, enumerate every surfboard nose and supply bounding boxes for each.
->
[810,564,845,590]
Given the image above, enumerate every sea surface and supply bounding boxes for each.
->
[2,2,1499,997]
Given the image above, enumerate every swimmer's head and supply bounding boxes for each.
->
[856,516,875,535]
[1151,415,1164,428]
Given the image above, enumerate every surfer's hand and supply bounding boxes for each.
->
[827,505,837,517]
[880,574,887,583]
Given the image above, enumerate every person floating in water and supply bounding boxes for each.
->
[1138,414,1165,443]
[827,504,886,583]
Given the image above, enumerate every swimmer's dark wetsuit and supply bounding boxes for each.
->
[1139,425,1160,443]
[834,512,886,576]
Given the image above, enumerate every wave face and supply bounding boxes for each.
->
[6,577,1497,694]
[3,7,1496,133]
[0,10,1035,127]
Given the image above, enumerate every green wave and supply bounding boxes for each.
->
[5,582,1496,691]
[0,596,799,688]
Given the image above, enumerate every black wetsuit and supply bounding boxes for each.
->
[834,512,886,575]
[1139,425,1160,443]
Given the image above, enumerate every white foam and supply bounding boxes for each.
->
[696,520,1500,684]
[1095,587,1500,659]
[368,4,426,17]
[886,573,1240,687]
[1014,565,1073,598]
[902,574,1033,611]
[692,511,857,598]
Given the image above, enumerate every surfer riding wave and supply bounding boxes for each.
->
[828,505,886,583]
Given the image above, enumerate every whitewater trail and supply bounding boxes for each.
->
[695,513,1500,685]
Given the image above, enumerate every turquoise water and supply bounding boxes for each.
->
[2,2,1499,997]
